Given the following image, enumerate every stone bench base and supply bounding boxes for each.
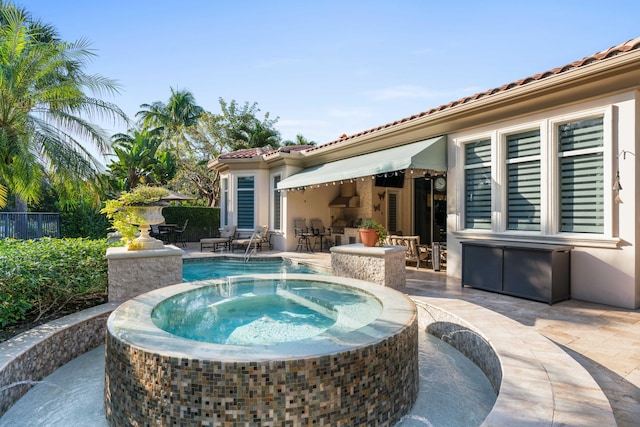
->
[330,244,406,288]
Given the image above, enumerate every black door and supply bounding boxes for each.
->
[413,178,431,244]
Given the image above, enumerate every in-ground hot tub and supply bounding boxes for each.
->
[104,274,418,426]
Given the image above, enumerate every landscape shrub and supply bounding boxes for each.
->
[0,238,110,327]
[60,202,111,239]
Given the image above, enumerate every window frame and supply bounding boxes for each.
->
[235,174,256,230]
[461,136,494,231]
[455,106,615,246]
[220,176,229,227]
[271,172,282,232]
[549,109,612,238]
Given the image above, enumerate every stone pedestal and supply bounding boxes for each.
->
[330,244,406,288]
[106,246,184,302]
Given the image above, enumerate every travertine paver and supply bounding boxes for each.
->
[402,267,640,427]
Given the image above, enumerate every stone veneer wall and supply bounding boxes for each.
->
[0,303,118,417]
[104,319,418,426]
[106,246,183,302]
[330,244,406,288]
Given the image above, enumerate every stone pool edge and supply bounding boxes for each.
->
[412,296,615,426]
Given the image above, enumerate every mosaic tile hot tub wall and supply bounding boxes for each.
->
[105,320,419,426]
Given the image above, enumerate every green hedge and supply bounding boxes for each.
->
[0,238,110,327]
[162,206,220,241]
[60,203,111,239]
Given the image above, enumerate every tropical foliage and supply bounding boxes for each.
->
[106,130,176,191]
[0,2,125,209]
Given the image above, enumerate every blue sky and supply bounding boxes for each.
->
[22,0,640,146]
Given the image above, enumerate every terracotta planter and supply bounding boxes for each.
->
[359,228,378,247]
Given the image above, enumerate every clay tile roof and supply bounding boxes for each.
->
[219,144,316,160]
[306,36,640,154]
[219,147,274,159]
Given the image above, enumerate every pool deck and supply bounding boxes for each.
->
[1,243,638,426]
[184,243,640,426]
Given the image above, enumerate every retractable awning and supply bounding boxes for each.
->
[277,135,447,190]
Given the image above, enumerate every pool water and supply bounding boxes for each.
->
[152,279,382,345]
[182,258,322,282]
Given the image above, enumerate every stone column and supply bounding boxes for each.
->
[106,246,184,302]
[330,244,406,288]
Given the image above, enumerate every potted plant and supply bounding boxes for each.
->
[358,218,387,247]
[101,186,170,250]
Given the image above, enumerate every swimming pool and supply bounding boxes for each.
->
[182,258,323,282]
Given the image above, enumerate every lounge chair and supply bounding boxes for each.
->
[200,225,237,251]
[232,225,269,252]
[385,235,430,270]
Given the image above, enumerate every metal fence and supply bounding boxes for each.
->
[0,212,61,239]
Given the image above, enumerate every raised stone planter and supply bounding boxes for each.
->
[106,246,184,302]
[330,244,406,288]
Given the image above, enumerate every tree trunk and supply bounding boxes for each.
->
[14,196,28,239]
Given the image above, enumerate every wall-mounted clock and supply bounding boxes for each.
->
[434,176,446,192]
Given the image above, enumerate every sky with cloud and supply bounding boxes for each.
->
[22,0,640,147]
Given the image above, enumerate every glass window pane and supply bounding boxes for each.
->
[465,139,491,165]
[560,153,604,233]
[506,130,541,231]
[273,176,281,230]
[237,176,255,229]
[465,166,492,229]
[559,117,603,152]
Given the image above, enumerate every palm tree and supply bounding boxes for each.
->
[230,120,281,151]
[282,134,317,147]
[107,130,176,191]
[0,3,126,209]
[136,87,203,156]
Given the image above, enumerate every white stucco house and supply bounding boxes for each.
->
[209,36,640,309]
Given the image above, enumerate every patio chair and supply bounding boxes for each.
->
[385,235,430,270]
[200,225,237,251]
[173,219,189,247]
[150,224,170,244]
[232,225,269,252]
[294,219,314,252]
[309,218,330,251]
